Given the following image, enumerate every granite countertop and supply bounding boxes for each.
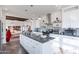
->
[22,32,55,43]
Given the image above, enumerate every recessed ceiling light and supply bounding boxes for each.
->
[38,18,41,20]
[55,5,58,7]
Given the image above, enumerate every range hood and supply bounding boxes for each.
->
[46,13,52,25]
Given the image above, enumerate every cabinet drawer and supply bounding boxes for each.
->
[24,42,42,54]
[20,35,42,54]
[63,38,79,47]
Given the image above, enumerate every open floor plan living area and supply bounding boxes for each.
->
[0,5,79,54]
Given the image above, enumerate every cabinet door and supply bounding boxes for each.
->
[61,36,79,54]
[32,44,42,54]
[28,39,42,54]
[62,37,79,47]
[20,35,42,54]
[20,35,46,54]
[20,35,33,53]
[62,9,79,28]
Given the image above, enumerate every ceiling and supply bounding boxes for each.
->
[2,5,69,20]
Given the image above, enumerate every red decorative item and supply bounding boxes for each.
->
[6,30,11,42]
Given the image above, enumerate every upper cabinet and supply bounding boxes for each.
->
[62,7,79,28]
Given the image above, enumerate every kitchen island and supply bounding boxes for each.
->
[20,32,79,54]
[20,32,56,54]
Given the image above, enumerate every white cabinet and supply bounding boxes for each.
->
[62,9,79,28]
[61,35,79,54]
[20,34,42,54]
[20,34,41,54]
[20,34,79,54]
[20,34,54,54]
[50,34,79,54]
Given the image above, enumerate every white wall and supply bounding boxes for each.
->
[20,11,62,31]
[62,7,79,28]
[40,16,48,27]
[27,11,63,30]
[51,11,62,22]
[23,20,34,30]
[6,20,24,28]
[23,19,41,31]
[51,11,62,28]
[6,18,41,32]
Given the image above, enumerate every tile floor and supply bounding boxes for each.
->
[0,37,29,54]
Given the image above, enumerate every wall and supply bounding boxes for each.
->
[6,18,41,32]
[6,20,24,28]
[51,11,62,28]
[51,11,62,22]
[40,16,48,27]
[27,11,62,30]
[23,19,41,31]
[62,6,79,28]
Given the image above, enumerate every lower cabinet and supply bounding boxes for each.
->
[20,34,54,54]
[61,36,79,54]
[20,34,79,54]
[20,35,43,54]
